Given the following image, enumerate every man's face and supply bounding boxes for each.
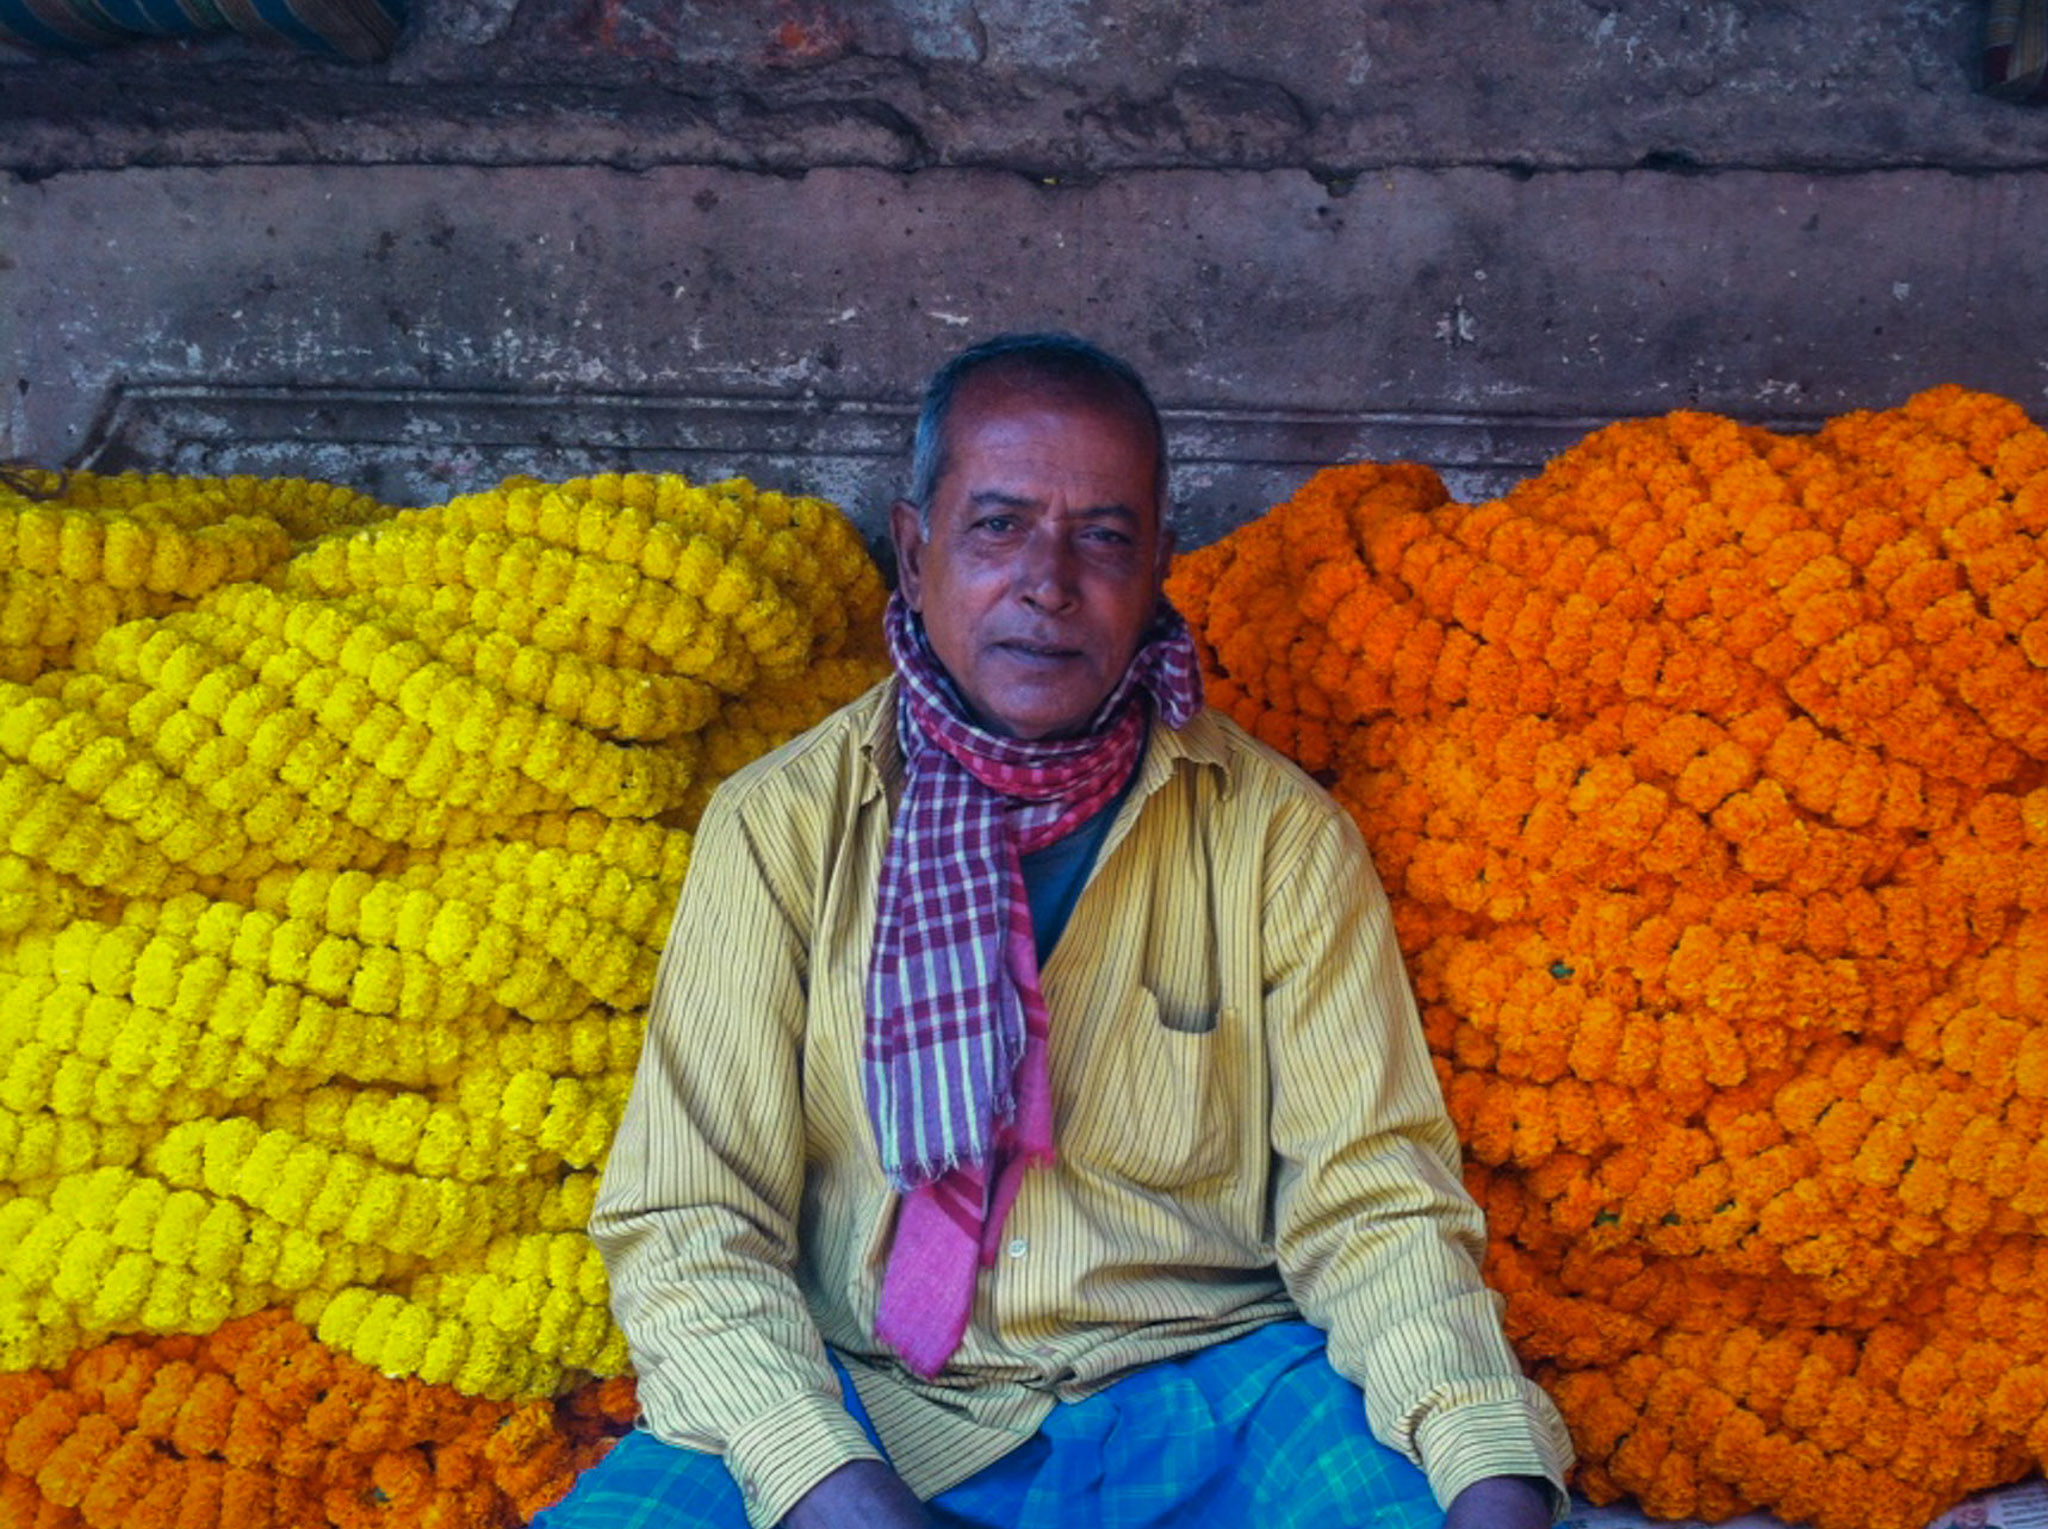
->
[891,374,1172,741]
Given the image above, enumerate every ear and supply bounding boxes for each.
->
[1148,511,1178,622]
[890,498,927,612]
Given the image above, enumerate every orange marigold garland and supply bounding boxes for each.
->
[1167,385,2048,1529]
[0,1310,636,1529]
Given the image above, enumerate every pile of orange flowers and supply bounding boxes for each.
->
[1168,385,2048,1528]
[0,1309,635,1529]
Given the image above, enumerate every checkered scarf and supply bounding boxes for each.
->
[868,589,1202,1374]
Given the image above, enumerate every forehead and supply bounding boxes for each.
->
[937,373,1161,511]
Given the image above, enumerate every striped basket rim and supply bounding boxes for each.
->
[1985,0,2048,103]
[0,0,402,60]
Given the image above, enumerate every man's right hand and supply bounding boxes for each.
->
[781,1459,935,1529]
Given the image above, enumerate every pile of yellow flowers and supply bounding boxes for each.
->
[1168,385,2048,1529]
[1,466,887,1526]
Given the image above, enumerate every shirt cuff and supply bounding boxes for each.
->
[1413,1393,1575,1522]
[722,1390,888,1528]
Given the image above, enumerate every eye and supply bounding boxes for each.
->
[973,514,1020,534]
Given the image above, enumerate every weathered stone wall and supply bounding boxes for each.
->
[5,1,2047,543]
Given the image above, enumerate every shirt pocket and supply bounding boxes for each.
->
[1062,987,1239,1192]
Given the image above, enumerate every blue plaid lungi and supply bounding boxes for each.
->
[535,1321,1440,1528]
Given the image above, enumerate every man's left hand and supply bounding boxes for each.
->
[1443,1474,1554,1529]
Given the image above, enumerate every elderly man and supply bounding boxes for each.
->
[542,334,1572,1529]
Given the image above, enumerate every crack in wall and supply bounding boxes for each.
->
[3,28,2042,179]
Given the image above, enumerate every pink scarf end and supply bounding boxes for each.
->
[875,1169,983,1378]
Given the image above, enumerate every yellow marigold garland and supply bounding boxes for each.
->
[1,470,388,684]
[1167,385,2048,1528]
[2,466,886,1524]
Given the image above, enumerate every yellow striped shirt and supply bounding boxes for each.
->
[593,680,1573,1527]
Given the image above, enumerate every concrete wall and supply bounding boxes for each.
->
[5,2,2047,545]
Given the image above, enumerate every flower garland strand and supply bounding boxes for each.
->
[1,470,391,683]
[0,1310,635,1529]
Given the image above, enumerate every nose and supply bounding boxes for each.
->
[1017,525,1079,612]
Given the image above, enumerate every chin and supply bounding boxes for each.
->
[976,690,1098,741]
[988,712,1085,742]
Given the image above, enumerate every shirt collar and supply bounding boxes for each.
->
[858,677,904,799]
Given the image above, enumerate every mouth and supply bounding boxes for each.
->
[992,639,1084,664]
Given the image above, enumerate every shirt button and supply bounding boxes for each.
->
[1007,1237,1028,1259]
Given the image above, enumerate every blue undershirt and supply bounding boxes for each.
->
[1017,740,1143,968]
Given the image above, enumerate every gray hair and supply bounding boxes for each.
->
[905,332,1169,535]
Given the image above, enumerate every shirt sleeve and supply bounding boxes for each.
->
[590,784,884,1528]
[1262,799,1575,1518]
